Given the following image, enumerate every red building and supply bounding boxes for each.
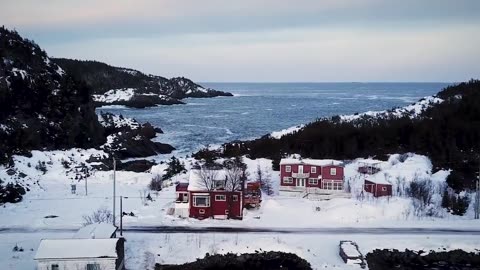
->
[279,158,345,197]
[174,169,244,220]
[244,182,262,208]
[364,178,392,197]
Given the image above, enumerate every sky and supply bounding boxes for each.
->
[1,0,480,82]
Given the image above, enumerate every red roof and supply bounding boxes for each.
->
[176,182,189,191]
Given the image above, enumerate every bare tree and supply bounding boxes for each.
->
[82,208,114,225]
[223,157,248,218]
[224,157,246,192]
[195,163,220,191]
[256,164,273,195]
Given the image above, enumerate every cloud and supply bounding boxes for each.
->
[2,0,479,81]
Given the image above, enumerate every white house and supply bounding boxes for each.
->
[34,238,125,270]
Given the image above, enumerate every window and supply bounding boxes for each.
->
[308,178,318,185]
[232,195,238,201]
[285,165,291,172]
[199,209,205,214]
[333,182,343,190]
[87,263,101,270]
[382,187,387,191]
[283,177,293,184]
[311,167,316,173]
[51,264,59,270]
[214,180,225,189]
[330,168,337,175]
[215,194,226,201]
[183,193,189,202]
[193,195,210,207]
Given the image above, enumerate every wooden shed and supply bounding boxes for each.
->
[364,178,392,197]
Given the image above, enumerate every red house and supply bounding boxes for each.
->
[364,178,392,197]
[185,169,243,220]
[279,158,345,197]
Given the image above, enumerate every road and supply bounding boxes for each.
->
[1,226,480,235]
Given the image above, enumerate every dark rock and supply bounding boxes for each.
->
[118,159,156,172]
[366,249,480,270]
[6,168,16,176]
[155,251,312,270]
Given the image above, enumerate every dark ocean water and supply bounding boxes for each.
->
[98,82,452,158]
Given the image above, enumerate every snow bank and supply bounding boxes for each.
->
[93,88,136,103]
[270,125,304,139]
[340,96,443,122]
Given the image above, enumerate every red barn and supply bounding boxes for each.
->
[364,178,392,197]
[187,169,243,220]
[279,158,345,197]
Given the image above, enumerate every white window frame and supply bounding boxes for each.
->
[283,177,293,184]
[215,194,226,201]
[193,195,210,207]
[308,178,318,185]
[232,195,238,201]
[285,165,291,172]
[333,182,343,190]
[311,166,317,173]
[330,168,337,176]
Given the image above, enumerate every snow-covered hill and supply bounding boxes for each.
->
[53,58,233,108]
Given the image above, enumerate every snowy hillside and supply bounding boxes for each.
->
[269,95,444,139]
[53,58,233,108]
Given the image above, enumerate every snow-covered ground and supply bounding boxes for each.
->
[1,149,479,269]
[2,231,479,270]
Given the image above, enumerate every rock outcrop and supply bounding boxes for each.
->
[53,58,233,108]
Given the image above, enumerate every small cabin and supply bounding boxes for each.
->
[35,238,125,270]
[358,160,382,175]
[188,169,243,220]
[364,178,392,197]
[244,181,262,208]
[174,182,190,218]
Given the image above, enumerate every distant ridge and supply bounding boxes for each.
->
[53,58,233,108]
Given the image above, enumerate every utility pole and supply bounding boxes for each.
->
[113,157,117,227]
[120,196,123,236]
[475,160,480,219]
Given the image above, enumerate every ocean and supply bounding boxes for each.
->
[98,82,452,158]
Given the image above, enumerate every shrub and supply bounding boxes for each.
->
[82,208,114,225]
[35,161,47,174]
[149,175,163,191]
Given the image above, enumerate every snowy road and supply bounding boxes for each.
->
[2,226,480,235]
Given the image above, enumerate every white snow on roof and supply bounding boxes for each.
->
[187,169,227,191]
[365,176,391,185]
[280,158,342,167]
[73,223,117,239]
[270,125,304,139]
[35,239,119,260]
[357,159,383,165]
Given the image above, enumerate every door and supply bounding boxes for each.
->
[298,165,304,174]
[296,178,305,187]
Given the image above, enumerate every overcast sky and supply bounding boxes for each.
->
[2,0,480,82]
